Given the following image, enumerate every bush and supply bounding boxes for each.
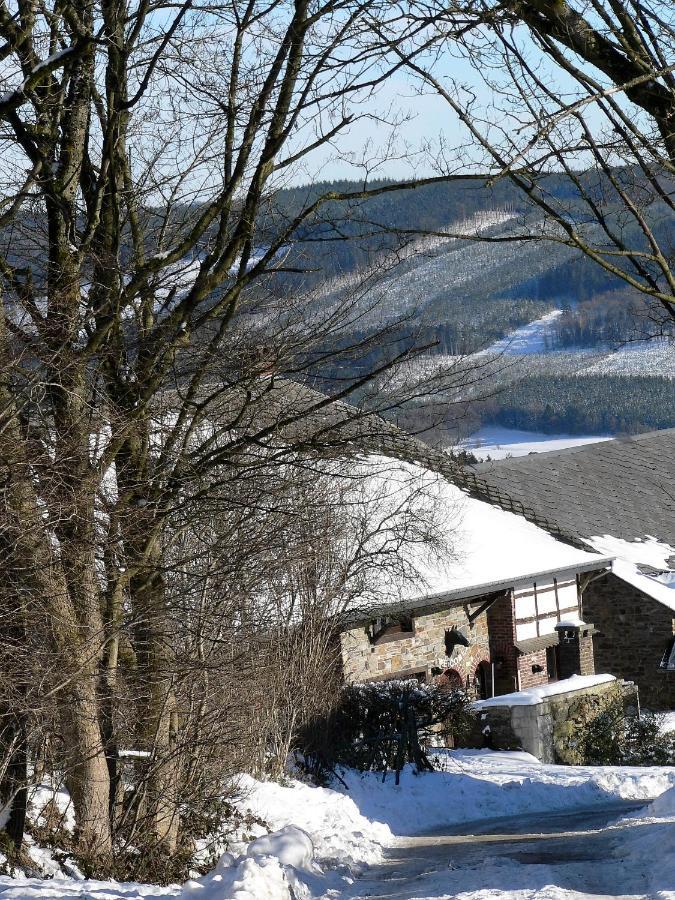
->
[582,698,675,766]
[300,679,475,783]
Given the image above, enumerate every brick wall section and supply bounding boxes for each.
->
[583,572,675,709]
[518,649,548,689]
[579,632,595,676]
[340,604,490,687]
[487,593,519,694]
[556,625,595,680]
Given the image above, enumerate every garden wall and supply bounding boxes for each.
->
[470,676,639,764]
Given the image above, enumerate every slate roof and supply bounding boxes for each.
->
[258,379,618,544]
[472,428,675,552]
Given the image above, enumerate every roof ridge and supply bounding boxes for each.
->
[474,426,675,470]
[353,418,583,548]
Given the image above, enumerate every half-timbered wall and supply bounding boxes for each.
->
[514,578,580,643]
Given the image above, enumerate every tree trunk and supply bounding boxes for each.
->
[115,430,181,854]
[0,308,112,858]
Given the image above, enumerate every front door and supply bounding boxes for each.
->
[546,645,559,682]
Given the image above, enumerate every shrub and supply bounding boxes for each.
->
[582,698,675,766]
[300,679,475,783]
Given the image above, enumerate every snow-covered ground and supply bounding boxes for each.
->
[486,310,562,355]
[582,337,675,378]
[4,750,675,899]
[461,426,612,460]
[660,711,675,734]
[480,309,675,377]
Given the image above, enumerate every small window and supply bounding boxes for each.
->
[368,615,414,645]
[659,638,675,670]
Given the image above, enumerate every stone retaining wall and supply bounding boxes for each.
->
[469,678,639,764]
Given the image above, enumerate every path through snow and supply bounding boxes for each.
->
[2,753,674,899]
[329,803,665,900]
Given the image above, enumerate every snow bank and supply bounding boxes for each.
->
[235,773,391,868]
[615,785,675,899]
[234,752,675,852]
[183,857,291,900]
[4,750,675,899]
[472,673,616,708]
[28,780,76,833]
[182,829,315,900]
[659,711,675,734]
[183,753,675,899]
[0,875,180,897]
[335,749,675,836]
[246,826,317,873]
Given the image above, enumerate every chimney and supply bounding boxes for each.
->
[555,620,595,679]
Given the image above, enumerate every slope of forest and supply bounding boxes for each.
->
[267,178,674,439]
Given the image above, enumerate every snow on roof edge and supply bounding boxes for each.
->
[586,535,675,614]
[611,559,675,614]
[344,555,614,625]
[473,674,616,708]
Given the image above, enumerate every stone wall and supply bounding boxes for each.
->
[340,604,490,687]
[583,572,675,709]
[471,678,639,763]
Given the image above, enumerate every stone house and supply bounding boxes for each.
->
[260,381,668,703]
[336,458,611,699]
[474,428,675,709]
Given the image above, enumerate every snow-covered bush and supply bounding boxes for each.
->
[579,697,675,766]
[302,679,475,781]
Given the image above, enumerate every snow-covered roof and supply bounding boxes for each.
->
[346,457,611,622]
[474,429,675,611]
[587,535,675,614]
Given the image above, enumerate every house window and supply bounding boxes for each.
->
[659,638,675,670]
[368,615,414,645]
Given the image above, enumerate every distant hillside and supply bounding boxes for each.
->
[264,177,672,360]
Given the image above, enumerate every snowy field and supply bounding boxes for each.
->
[481,309,675,376]
[581,337,675,378]
[3,750,675,900]
[460,426,612,460]
[486,310,562,355]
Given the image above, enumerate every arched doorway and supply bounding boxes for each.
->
[438,667,463,692]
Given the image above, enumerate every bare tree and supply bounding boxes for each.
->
[378,1,675,326]
[0,0,485,868]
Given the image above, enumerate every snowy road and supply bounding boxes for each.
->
[335,803,662,900]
